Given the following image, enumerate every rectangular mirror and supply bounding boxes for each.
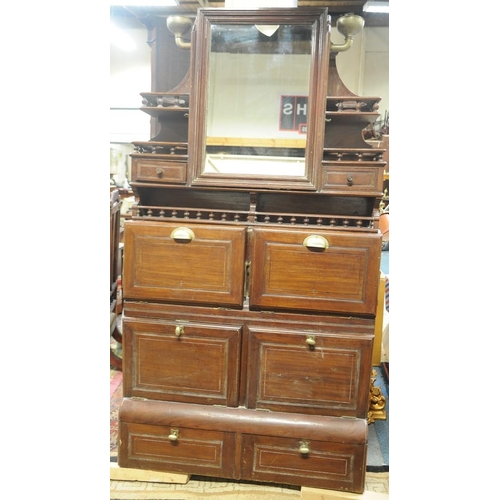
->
[188,8,330,190]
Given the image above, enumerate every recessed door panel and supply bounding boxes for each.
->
[123,221,246,307]
[123,318,242,406]
[120,422,236,478]
[249,227,381,315]
[241,434,366,493]
[246,327,373,417]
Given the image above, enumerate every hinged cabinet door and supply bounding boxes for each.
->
[248,227,381,315]
[123,318,242,407]
[123,221,246,307]
[246,327,373,418]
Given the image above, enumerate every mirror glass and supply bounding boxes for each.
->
[204,23,312,177]
[188,9,329,189]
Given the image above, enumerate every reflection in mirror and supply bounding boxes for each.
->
[204,23,313,177]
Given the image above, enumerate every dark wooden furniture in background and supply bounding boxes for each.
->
[110,189,122,370]
[118,8,386,494]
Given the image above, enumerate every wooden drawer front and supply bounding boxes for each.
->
[320,164,383,193]
[123,319,241,406]
[246,327,372,417]
[119,422,236,478]
[241,434,366,493]
[132,158,187,184]
[123,221,246,307]
[249,227,381,315]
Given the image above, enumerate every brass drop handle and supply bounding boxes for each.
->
[168,429,179,441]
[156,167,163,178]
[306,335,316,346]
[171,227,195,242]
[347,175,354,186]
[175,325,184,337]
[299,441,310,454]
[303,235,329,250]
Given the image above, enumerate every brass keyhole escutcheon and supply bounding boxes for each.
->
[168,429,179,441]
[175,325,184,337]
[306,335,316,347]
[299,441,310,454]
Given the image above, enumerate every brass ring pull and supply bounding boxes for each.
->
[347,175,353,186]
[156,167,163,178]
[306,335,316,346]
[175,325,184,337]
[303,235,329,250]
[168,429,179,441]
[299,442,310,454]
[171,227,195,242]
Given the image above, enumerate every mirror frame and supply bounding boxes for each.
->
[188,8,330,190]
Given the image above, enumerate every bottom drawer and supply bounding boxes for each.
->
[119,422,237,479]
[118,398,367,493]
[241,434,366,493]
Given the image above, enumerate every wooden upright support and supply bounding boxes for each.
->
[110,463,190,484]
[301,487,388,499]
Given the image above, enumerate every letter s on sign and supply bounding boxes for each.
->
[283,103,293,115]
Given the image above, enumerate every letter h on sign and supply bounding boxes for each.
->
[280,96,308,134]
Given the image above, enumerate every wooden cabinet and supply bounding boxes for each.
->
[118,7,386,495]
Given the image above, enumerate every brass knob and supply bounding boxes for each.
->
[306,335,316,346]
[156,167,163,178]
[175,325,184,337]
[299,442,310,454]
[171,227,195,242]
[168,429,179,441]
[347,175,353,186]
[302,235,329,250]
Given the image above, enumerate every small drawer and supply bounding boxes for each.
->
[132,157,187,184]
[320,163,384,194]
[119,422,236,479]
[241,433,367,493]
[246,326,373,418]
[123,221,246,307]
[248,227,382,315]
[123,318,242,406]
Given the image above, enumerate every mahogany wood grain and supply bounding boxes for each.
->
[241,434,366,493]
[131,157,187,184]
[119,399,367,442]
[122,318,242,406]
[249,227,382,315]
[320,163,384,195]
[123,221,246,307]
[246,326,373,417]
[119,421,237,479]
[119,399,367,492]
